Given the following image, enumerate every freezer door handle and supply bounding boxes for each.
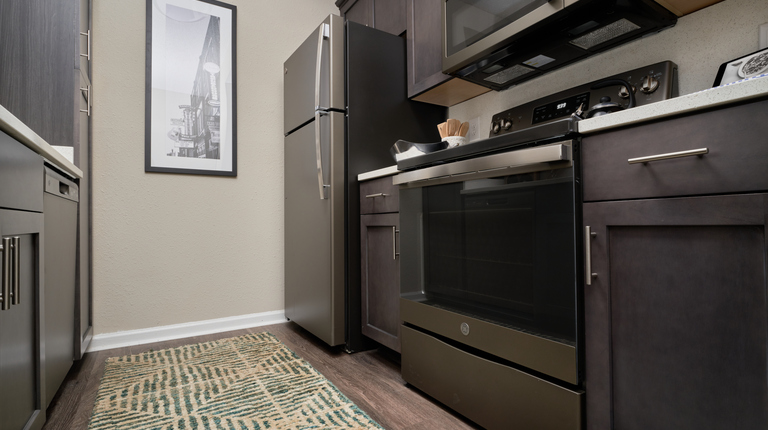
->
[314,23,329,112]
[315,111,329,199]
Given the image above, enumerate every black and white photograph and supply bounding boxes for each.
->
[145,0,237,176]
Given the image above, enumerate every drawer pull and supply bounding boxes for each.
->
[628,148,708,164]
[584,227,597,286]
[365,193,388,199]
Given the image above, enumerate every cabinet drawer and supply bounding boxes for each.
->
[582,99,768,202]
[360,175,399,214]
[0,131,43,212]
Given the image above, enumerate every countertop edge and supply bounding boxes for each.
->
[1,105,84,179]
[578,77,768,134]
[358,165,399,181]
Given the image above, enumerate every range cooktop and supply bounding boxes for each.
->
[397,61,678,172]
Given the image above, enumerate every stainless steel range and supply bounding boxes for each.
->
[395,62,678,430]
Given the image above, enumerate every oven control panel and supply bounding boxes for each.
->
[489,61,678,138]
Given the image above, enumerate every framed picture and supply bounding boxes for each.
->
[145,0,237,176]
[713,47,768,87]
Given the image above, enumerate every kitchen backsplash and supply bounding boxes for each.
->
[449,0,767,139]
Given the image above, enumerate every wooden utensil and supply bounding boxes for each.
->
[458,121,469,137]
[447,118,460,136]
[437,122,446,138]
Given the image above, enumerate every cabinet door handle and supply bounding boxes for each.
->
[80,85,91,117]
[628,148,708,164]
[584,226,597,286]
[392,227,400,260]
[80,30,91,61]
[11,237,19,305]
[365,193,388,199]
[1,238,10,311]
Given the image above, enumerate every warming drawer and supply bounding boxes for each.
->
[401,326,583,430]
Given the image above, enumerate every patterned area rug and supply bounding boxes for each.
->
[88,332,383,429]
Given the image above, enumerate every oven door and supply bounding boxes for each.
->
[396,141,581,384]
[442,0,568,73]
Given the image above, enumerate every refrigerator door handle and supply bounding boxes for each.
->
[315,111,329,199]
[314,23,330,112]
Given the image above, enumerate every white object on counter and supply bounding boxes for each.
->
[358,165,399,181]
[52,146,75,164]
[578,74,768,134]
[443,136,468,147]
[0,104,83,178]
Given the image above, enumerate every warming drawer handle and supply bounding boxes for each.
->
[585,227,597,286]
[628,148,708,164]
[11,237,19,306]
[1,238,10,311]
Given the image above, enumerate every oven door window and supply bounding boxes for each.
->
[420,170,576,344]
[445,0,551,57]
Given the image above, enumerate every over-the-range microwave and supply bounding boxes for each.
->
[442,0,678,91]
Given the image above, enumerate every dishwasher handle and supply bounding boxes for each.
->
[44,166,79,202]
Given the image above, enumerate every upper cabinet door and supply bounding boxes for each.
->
[283,15,344,135]
[340,0,406,36]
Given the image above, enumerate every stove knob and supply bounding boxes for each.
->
[492,120,501,134]
[641,75,659,94]
[618,84,636,99]
[502,119,512,131]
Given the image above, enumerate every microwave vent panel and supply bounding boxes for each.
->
[484,64,535,85]
[568,18,641,50]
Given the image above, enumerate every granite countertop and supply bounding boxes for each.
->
[578,75,768,134]
[0,104,83,179]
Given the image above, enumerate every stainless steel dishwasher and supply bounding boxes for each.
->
[43,164,79,407]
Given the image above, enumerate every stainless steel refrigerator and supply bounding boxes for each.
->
[283,14,445,350]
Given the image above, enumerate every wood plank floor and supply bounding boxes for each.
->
[42,321,481,430]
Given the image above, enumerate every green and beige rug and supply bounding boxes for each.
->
[88,332,383,430]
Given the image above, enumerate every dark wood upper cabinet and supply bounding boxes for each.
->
[405,0,488,106]
[337,0,406,36]
[338,0,488,106]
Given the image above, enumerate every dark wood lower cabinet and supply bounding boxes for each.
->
[360,213,401,352]
[583,193,768,430]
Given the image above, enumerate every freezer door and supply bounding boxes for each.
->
[283,14,344,135]
[284,111,345,346]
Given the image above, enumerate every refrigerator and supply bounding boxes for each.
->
[284,14,445,350]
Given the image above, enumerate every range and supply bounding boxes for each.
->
[394,61,678,430]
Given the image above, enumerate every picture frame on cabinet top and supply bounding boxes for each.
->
[145,0,237,176]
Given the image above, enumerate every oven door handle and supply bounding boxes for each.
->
[393,142,572,186]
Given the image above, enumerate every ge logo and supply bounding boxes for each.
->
[460,322,470,336]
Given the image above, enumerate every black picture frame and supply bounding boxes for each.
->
[145,0,237,176]
[713,47,768,87]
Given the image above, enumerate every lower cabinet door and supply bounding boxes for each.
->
[0,210,44,430]
[360,213,401,352]
[583,193,768,430]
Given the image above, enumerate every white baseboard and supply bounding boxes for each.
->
[87,310,287,352]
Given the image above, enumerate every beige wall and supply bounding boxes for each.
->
[449,0,768,130]
[91,0,338,335]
